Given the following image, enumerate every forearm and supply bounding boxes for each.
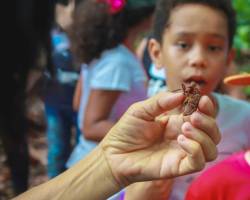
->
[14,146,121,200]
[84,120,115,142]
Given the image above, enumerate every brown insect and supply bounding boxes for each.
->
[181,82,201,116]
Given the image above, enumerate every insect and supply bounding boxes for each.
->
[181,82,201,116]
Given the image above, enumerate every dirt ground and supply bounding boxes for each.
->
[0,133,48,200]
[0,94,78,200]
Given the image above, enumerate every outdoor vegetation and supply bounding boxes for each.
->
[233,0,250,96]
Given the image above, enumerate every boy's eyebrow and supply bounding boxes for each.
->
[175,32,226,40]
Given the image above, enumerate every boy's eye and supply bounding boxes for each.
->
[177,42,190,49]
[208,45,222,52]
[176,41,190,49]
[177,42,188,49]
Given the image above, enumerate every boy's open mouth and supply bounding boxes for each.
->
[184,77,206,89]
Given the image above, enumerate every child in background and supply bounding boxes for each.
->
[122,0,250,199]
[185,73,250,200]
[44,0,81,178]
[136,35,167,97]
[66,0,156,167]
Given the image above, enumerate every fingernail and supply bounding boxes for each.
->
[192,111,201,118]
[178,134,186,142]
[191,112,201,123]
[183,122,192,131]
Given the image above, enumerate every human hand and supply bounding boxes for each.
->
[100,92,220,188]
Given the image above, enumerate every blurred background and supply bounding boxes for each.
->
[0,0,249,199]
[232,0,250,96]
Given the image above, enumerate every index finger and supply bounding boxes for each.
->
[129,92,184,121]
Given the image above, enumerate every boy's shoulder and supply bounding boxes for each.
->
[215,92,250,108]
[214,92,250,115]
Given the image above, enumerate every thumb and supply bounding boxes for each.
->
[128,92,184,121]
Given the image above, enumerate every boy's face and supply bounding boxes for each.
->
[149,4,234,94]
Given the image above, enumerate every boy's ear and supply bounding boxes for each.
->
[148,38,163,69]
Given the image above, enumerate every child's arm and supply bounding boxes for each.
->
[245,150,250,166]
[82,89,121,142]
[72,76,82,112]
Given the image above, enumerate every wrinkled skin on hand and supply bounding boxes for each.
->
[100,92,220,188]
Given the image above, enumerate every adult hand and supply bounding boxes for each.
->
[13,92,220,200]
[101,92,220,187]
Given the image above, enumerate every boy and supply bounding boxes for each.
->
[124,0,250,199]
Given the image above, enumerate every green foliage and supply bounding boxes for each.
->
[233,0,250,51]
[243,86,250,97]
[232,0,250,97]
[233,0,250,52]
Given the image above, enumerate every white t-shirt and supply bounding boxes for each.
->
[67,45,147,167]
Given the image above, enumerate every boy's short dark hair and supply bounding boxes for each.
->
[153,0,236,48]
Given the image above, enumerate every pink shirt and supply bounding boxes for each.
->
[185,151,250,200]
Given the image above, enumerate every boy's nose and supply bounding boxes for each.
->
[188,46,207,68]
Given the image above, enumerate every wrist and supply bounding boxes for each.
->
[91,145,122,198]
[54,145,122,200]
[101,137,133,188]
[98,143,124,190]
